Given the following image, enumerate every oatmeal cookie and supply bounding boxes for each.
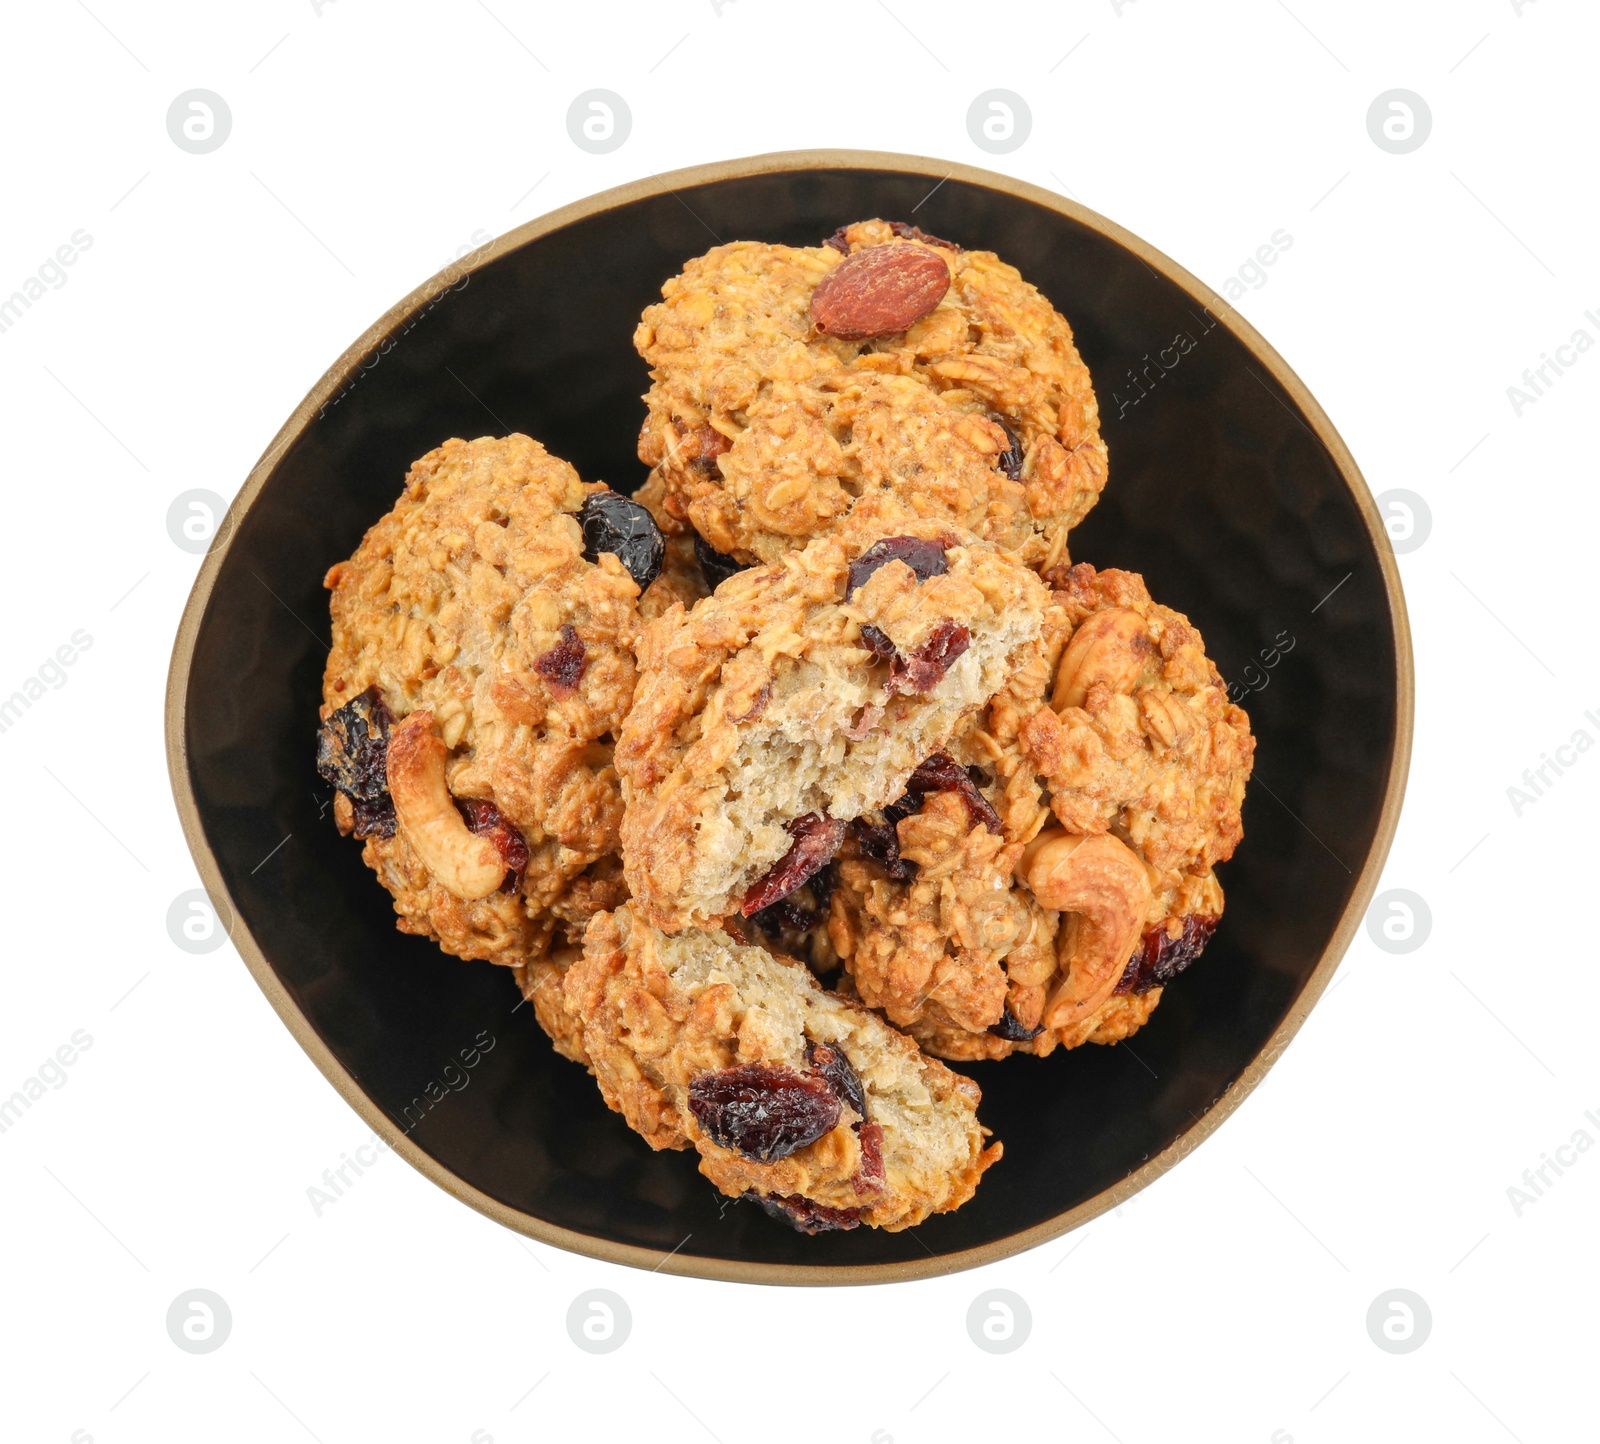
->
[560,904,999,1231]
[317,434,659,966]
[616,518,1048,933]
[635,219,1107,569]
[828,564,1254,1060]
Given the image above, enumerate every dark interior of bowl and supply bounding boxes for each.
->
[182,163,1398,1273]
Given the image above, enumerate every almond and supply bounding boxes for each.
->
[809,243,951,340]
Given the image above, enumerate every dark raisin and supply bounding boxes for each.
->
[354,797,396,838]
[849,783,922,880]
[848,751,1001,883]
[577,489,664,592]
[456,798,529,893]
[849,812,917,882]
[317,687,397,836]
[1116,915,1220,994]
[753,1192,863,1234]
[694,532,748,591]
[846,535,952,599]
[750,896,813,935]
[750,862,835,935]
[989,1008,1045,1042]
[687,1064,841,1161]
[853,1121,885,1195]
[740,813,847,917]
[886,620,970,695]
[888,221,960,251]
[858,623,898,660]
[805,1039,866,1120]
[351,796,396,839]
[535,623,587,697]
[905,751,1003,834]
[808,858,837,914]
[316,686,393,801]
[994,416,1025,481]
[823,222,960,254]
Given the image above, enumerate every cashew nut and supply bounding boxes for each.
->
[386,709,506,900]
[1020,828,1152,1032]
[1052,608,1154,712]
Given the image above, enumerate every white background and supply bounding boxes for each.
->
[2,1,1594,1440]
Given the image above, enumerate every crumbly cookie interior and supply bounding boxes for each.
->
[702,597,1041,916]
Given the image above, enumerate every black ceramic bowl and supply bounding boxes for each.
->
[166,151,1411,1284]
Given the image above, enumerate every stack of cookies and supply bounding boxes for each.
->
[315,220,1255,1234]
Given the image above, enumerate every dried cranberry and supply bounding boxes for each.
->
[456,797,529,893]
[904,752,1003,834]
[845,536,951,599]
[857,618,971,696]
[805,1039,866,1120]
[853,1121,885,1195]
[886,620,970,695]
[317,686,397,836]
[842,701,884,740]
[535,623,587,697]
[577,489,664,591]
[753,1193,863,1234]
[858,623,898,660]
[688,1064,841,1161]
[740,813,846,917]
[994,416,1025,481]
[694,533,748,591]
[989,1008,1045,1042]
[1116,915,1220,994]
[900,754,961,791]
[688,425,730,476]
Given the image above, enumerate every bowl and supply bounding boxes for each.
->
[165,150,1412,1284]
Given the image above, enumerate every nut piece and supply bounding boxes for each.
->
[809,244,951,340]
[385,709,507,900]
[1051,607,1155,711]
[1020,829,1153,1031]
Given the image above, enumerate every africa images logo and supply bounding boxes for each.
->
[0,230,94,336]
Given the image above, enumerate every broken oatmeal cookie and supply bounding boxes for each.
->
[616,517,1047,933]
[555,904,999,1231]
